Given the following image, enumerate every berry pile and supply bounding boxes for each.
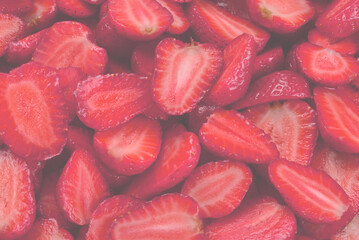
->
[0,0,359,239]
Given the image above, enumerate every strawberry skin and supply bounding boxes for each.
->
[0,13,24,57]
[252,45,284,79]
[0,0,33,14]
[332,213,359,240]
[156,0,190,34]
[56,0,98,18]
[22,0,57,33]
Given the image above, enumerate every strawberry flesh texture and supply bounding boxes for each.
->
[252,45,284,79]
[0,0,33,14]
[143,104,170,121]
[0,13,24,57]
[22,0,57,33]
[331,213,359,240]
[56,0,98,18]
[25,159,45,193]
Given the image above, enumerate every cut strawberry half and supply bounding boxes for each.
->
[0,0,33,14]
[56,149,110,225]
[205,196,297,240]
[33,21,108,76]
[22,0,57,33]
[0,62,68,161]
[205,34,256,106]
[246,0,315,33]
[156,0,190,34]
[65,125,94,154]
[331,213,359,240]
[110,193,205,240]
[57,0,98,18]
[186,0,270,51]
[188,102,221,134]
[152,38,223,115]
[314,87,359,153]
[215,0,250,19]
[0,13,24,57]
[181,160,252,218]
[199,110,279,163]
[76,73,153,131]
[242,100,318,166]
[123,124,200,199]
[252,45,284,79]
[143,103,170,121]
[296,42,359,86]
[269,158,350,223]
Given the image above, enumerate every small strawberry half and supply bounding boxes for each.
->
[156,0,190,34]
[269,158,350,223]
[252,45,284,79]
[152,38,223,115]
[0,0,33,14]
[110,193,205,240]
[188,102,221,134]
[0,13,24,57]
[56,0,98,18]
[22,0,57,33]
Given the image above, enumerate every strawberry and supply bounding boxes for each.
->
[314,87,359,153]
[56,149,110,225]
[131,38,161,77]
[186,0,270,51]
[242,100,318,166]
[269,158,350,223]
[0,0,33,15]
[246,0,315,33]
[152,38,223,115]
[33,21,108,76]
[205,196,297,240]
[75,73,153,131]
[296,42,359,86]
[231,70,311,110]
[56,0,98,18]
[123,124,200,199]
[214,0,250,19]
[156,0,190,34]
[181,160,252,218]
[0,62,68,161]
[188,102,221,134]
[83,0,105,5]
[252,45,284,79]
[285,42,302,72]
[87,195,144,240]
[143,104,170,121]
[110,193,205,240]
[337,84,359,106]
[65,125,94,154]
[25,159,45,193]
[98,162,131,189]
[204,34,256,106]
[331,213,359,240]
[199,110,279,163]
[0,13,24,57]
[22,0,57,33]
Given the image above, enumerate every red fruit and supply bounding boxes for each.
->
[97,163,131,189]
[246,0,315,33]
[25,159,45,193]
[205,34,256,106]
[296,42,359,86]
[123,124,200,199]
[21,218,74,240]
[110,193,205,240]
[33,21,108,76]
[0,0,33,14]
[87,195,144,240]
[252,45,284,79]
[143,104,170,121]
[152,38,223,115]
[181,160,252,218]
[156,0,190,34]
[269,159,350,223]
[332,213,359,240]
[242,100,317,166]
[232,70,311,110]
[83,0,105,5]
[56,0,98,18]
[76,226,88,240]
[199,110,279,163]
[22,0,57,33]
[214,0,250,19]
[188,102,221,134]
[0,62,68,161]
[66,125,94,154]
[75,73,153,131]
[0,13,24,57]
[131,38,160,77]
[205,196,297,240]
[186,0,270,51]
[57,149,110,225]
[337,84,359,106]
[285,42,301,72]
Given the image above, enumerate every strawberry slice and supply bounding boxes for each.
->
[296,42,359,86]
[107,0,173,41]
[332,213,359,240]
[181,160,252,218]
[123,124,200,199]
[0,149,36,239]
[110,193,204,240]
[315,0,359,39]
[246,0,315,33]
[33,21,108,76]
[314,87,359,153]
[269,158,350,223]
[215,0,250,19]
[156,0,190,34]
[93,116,162,176]
[0,13,24,57]
[252,45,284,79]
[0,62,68,161]
[152,38,223,115]
[231,70,311,110]
[76,73,153,131]
[188,102,221,134]
[56,149,110,225]
[57,0,98,18]
[242,100,318,166]
[87,195,144,240]
[199,110,279,163]
[22,0,57,33]
[0,0,33,14]
[77,226,88,240]
[205,34,256,106]
[205,196,297,240]
[186,0,270,51]
[143,103,170,121]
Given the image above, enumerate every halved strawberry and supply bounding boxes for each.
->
[98,162,131,189]
[156,0,190,34]
[338,84,359,106]
[87,195,144,240]
[205,34,256,106]
[33,21,108,76]
[57,149,110,225]
[143,103,170,121]
[65,125,94,154]
[199,110,279,163]
[332,213,359,240]
[215,0,250,19]
[0,62,68,161]
[76,73,153,131]
[314,87,359,153]
[181,160,252,218]
[246,0,315,33]
[186,0,270,51]
[110,193,204,240]
[22,0,57,33]
[123,124,200,199]
[152,38,223,115]
[56,0,98,18]
[252,45,284,79]
[296,42,359,86]
[205,196,297,240]
[242,100,317,166]
[285,42,302,72]
[0,0,33,14]
[188,102,221,134]
[315,0,359,39]
[0,13,24,57]
[269,158,350,223]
